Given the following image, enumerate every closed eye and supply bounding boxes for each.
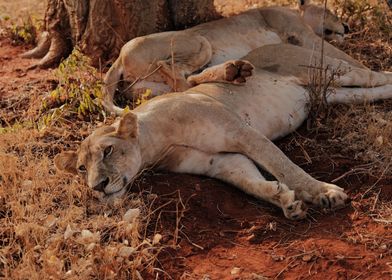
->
[104,145,113,158]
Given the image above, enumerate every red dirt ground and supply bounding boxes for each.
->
[0,39,54,98]
[1,38,391,280]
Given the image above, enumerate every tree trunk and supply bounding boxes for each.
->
[22,0,222,68]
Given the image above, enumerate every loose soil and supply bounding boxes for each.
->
[2,38,391,279]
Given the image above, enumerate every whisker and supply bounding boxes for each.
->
[110,174,122,185]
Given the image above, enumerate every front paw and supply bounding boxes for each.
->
[315,183,350,210]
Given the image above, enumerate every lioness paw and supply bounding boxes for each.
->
[316,183,350,210]
[283,200,307,220]
[224,60,254,84]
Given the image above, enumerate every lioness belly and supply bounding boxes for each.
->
[189,10,282,65]
[190,70,308,140]
[207,28,282,65]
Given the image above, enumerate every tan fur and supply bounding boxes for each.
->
[55,42,392,219]
[244,44,392,88]
[102,6,354,115]
[55,7,392,220]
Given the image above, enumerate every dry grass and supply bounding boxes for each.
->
[332,0,392,71]
[0,127,172,279]
[0,0,45,20]
[303,0,392,177]
[328,103,392,174]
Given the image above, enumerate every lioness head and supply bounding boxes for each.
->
[299,0,349,43]
[54,113,141,199]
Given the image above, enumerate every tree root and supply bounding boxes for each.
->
[23,31,70,69]
[38,32,69,68]
[21,31,51,59]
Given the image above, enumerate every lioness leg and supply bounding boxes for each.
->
[157,34,212,91]
[162,146,307,220]
[163,98,349,210]
[328,84,392,104]
[102,57,125,115]
[222,126,349,210]
[338,68,392,87]
[186,60,254,86]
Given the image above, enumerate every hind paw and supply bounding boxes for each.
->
[316,183,351,210]
[224,60,254,84]
[299,183,351,210]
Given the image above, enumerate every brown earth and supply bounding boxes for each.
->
[0,39,52,98]
[144,129,392,279]
[1,35,392,280]
[0,37,56,126]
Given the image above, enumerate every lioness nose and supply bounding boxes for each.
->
[93,177,109,192]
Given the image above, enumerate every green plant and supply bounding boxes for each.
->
[39,48,105,129]
[134,88,152,106]
[9,16,41,44]
[0,121,35,134]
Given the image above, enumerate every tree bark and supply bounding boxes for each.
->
[23,0,222,68]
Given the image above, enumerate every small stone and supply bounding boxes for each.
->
[302,254,313,262]
[86,243,96,252]
[271,255,285,261]
[375,136,384,146]
[81,229,94,239]
[64,224,74,240]
[123,208,140,223]
[152,233,162,245]
[118,246,136,258]
[231,267,241,275]
[79,229,99,244]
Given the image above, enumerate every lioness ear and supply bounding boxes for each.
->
[54,151,78,175]
[116,112,138,139]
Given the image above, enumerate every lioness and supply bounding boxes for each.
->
[102,6,354,115]
[55,43,392,220]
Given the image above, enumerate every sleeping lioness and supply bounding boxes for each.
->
[55,43,392,220]
[102,6,354,115]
